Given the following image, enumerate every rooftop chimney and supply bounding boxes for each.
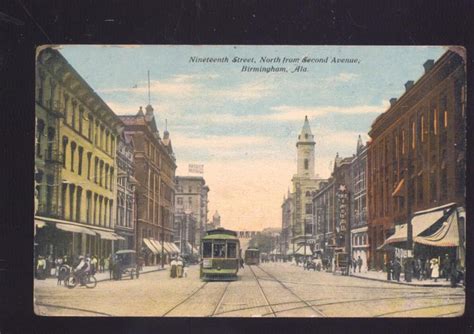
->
[423,59,435,73]
[389,98,397,106]
[405,80,414,92]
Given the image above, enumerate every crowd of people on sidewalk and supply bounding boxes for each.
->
[384,254,463,287]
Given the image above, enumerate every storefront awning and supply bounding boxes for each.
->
[95,230,122,240]
[414,208,459,247]
[149,239,166,254]
[170,243,180,253]
[295,245,313,256]
[164,242,178,254]
[35,219,46,228]
[379,203,457,249]
[55,223,96,236]
[143,238,159,254]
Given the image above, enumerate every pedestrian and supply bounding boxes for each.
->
[357,256,363,273]
[170,257,177,278]
[425,258,431,279]
[430,258,440,282]
[36,255,47,280]
[450,258,458,288]
[386,259,392,281]
[442,254,451,281]
[91,255,98,275]
[240,258,244,269]
[183,262,188,278]
[392,258,401,282]
[108,254,114,279]
[176,257,184,278]
[99,257,105,273]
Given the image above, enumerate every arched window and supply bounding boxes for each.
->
[70,142,77,172]
[62,136,69,169]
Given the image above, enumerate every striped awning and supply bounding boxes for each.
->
[415,209,459,247]
[143,238,159,255]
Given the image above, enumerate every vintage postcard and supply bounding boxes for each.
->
[34,45,466,317]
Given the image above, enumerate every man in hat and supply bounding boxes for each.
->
[36,255,46,280]
[74,255,89,285]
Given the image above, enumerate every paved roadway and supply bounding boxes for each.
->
[34,262,465,317]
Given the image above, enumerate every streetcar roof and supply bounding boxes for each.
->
[202,234,239,241]
[205,228,238,237]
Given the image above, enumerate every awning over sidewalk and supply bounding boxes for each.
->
[35,219,46,228]
[169,242,180,254]
[56,222,96,236]
[95,230,124,241]
[295,245,313,256]
[378,203,457,249]
[143,238,159,255]
[414,208,459,247]
[149,239,166,254]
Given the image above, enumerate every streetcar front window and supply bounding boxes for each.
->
[227,242,237,258]
[202,242,212,258]
[213,242,226,258]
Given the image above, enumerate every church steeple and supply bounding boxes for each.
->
[297,115,315,145]
[296,116,316,178]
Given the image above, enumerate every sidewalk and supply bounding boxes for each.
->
[350,270,459,287]
[94,264,168,282]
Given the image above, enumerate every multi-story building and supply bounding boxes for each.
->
[119,105,176,264]
[174,176,210,248]
[115,131,136,250]
[312,154,353,259]
[350,136,369,271]
[280,190,294,256]
[367,50,466,270]
[173,209,197,255]
[290,116,325,252]
[35,47,124,260]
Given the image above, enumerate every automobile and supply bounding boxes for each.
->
[114,250,140,280]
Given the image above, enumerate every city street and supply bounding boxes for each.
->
[34,262,464,317]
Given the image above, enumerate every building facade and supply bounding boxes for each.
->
[290,116,325,252]
[312,154,353,258]
[119,105,176,264]
[35,47,123,260]
[280,190,294,256]
[350,136,369,271]
[115,132,136,250]
[174,176,209,248]
[367,51,466,270]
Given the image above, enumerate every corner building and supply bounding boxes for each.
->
[35,47,123,259]
[367,51,466,270]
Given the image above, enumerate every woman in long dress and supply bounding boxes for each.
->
[430,258,440,282]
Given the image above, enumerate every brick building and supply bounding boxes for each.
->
[367,50,466,270]
[119,105,176,264]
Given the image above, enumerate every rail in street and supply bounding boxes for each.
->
[34,262,465,317]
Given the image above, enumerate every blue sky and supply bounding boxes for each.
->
[58,45,446,230]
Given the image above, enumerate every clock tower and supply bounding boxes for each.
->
[296,115,315,178]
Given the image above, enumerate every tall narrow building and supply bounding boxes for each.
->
[289,116,325,254]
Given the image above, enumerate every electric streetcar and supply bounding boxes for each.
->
[200,228,241,281]
[244,248,260,265]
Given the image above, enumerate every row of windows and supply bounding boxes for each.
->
[60,183,114,228]
[37,72,116,158]
[61,136,114,191]
[353,234,367,246]
[117,193,133,228]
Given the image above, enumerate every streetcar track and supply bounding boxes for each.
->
[162,282,208,316]
[213,289,464,317]
[373,302,465,317]
[253,265,327,317]
[35,302,113,316]
[248,265,277,317]
[210,282,231,317]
